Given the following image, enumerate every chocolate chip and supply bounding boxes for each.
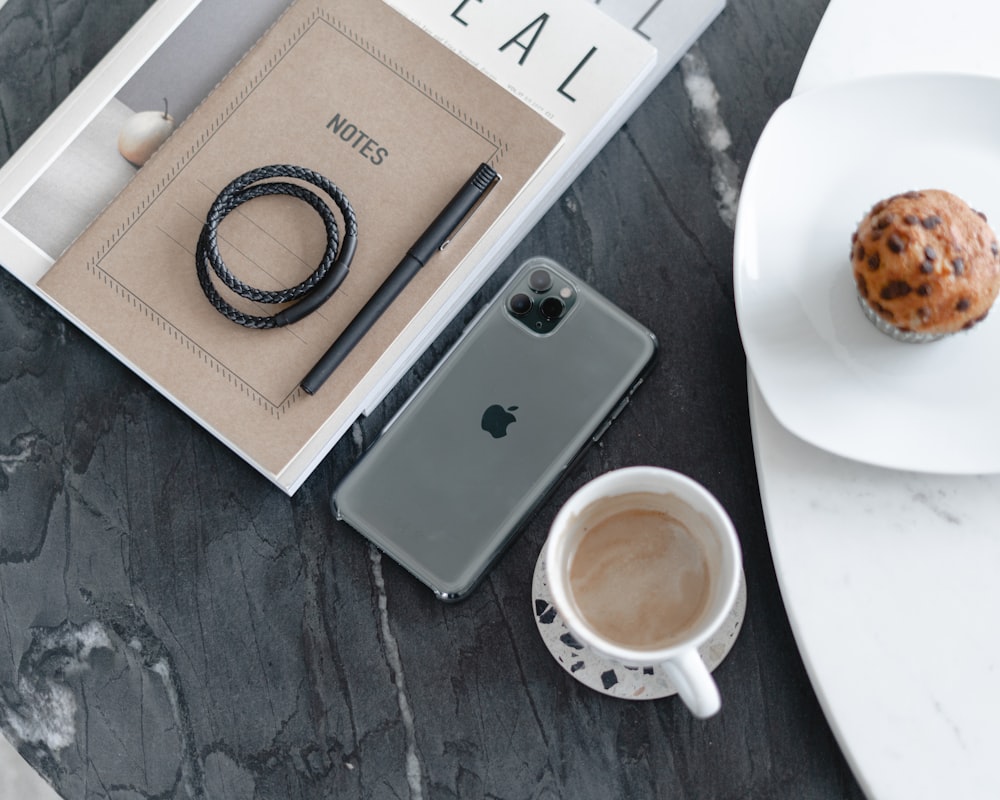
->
[887,234,905,253]
[904,191,922,199]
[872,200,888,214]
[855,243,865,261]
[868,253,880,270]
[966,312,988,328]
[880,280,912,300]
[920,260,934,274]
[872,301,894,320]
[924,245,937,261]
[956,298,970,312]
[992,242,999,257]
[876,214,895,229]
[855,273,868,297]
[921,215,942,229]
[977,210,988,222]
[916,283,931,296]
[870,229,883,241]
[904,214,920,225]
[952,258,965,275]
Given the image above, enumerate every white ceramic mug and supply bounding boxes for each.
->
[544,466,742,718]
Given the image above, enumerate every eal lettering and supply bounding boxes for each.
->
[450,4,597,103]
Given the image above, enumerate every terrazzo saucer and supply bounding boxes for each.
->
[532,545,746,700]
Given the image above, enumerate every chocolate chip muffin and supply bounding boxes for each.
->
[850,189,1000,342]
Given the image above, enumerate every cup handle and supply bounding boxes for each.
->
[661,648,721,719]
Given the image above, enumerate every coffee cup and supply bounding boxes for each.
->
[544,466,742,718]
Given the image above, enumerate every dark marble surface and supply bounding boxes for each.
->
[0,1,869,798]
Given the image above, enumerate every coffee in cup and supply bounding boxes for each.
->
[545,467,742,718]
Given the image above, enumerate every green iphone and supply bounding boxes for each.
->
[332,256,657,600]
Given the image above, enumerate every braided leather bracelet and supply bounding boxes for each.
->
[196,164,357,328]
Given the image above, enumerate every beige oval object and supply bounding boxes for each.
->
[117,110,175,166]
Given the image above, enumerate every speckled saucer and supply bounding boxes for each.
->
[532,545,746,700]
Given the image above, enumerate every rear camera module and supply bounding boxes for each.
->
[539,296,564,320]
[508,292,532,316]
[528,269,553,293]
[507,263,577,332]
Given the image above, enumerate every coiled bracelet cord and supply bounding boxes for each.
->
[196,164,357,329]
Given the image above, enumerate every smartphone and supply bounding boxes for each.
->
[332,256,658,600]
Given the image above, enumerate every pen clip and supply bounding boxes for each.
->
[440,166,501,251]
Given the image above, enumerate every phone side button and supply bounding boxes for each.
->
[592,419,613,443]
[609,396,629,420]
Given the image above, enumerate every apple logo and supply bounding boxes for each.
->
[481,404,518,439]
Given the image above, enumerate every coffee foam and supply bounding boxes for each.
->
[566,491,715,651]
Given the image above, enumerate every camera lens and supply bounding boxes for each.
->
[528,269,552,293]
[539,296,564,320]
[509,293,532,316]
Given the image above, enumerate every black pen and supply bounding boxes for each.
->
[300,162,500,395]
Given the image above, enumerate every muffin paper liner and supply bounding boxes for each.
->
[856,294,946,343]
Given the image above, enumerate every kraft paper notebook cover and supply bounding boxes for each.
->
[37,0,563,492]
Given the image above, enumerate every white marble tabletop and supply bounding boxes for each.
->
[749,1,1000,798]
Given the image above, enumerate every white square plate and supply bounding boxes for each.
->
[734,73,1000,473]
